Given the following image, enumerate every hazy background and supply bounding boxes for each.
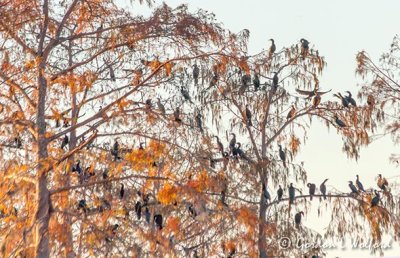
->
[118,1,400,257]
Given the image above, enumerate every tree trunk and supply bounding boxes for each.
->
[258,189,267,258]
[34,63,50,257]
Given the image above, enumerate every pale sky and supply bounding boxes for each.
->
[119,1,400,257]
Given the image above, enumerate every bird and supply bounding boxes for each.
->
[269,38,276,57]
[154,214,163,230]
[139,142,145,150]
[263,184,271,203]
[277,185,283,201]
[229,133,236,153]
[188,204,197,217]
[235,143,249,161]
[295,87,332,99]
[289,183,295,204]
[195,112,203,133]
[193,64,199,85]
[145,98,152,109]
[272,72,279,91]
[278,144,286,168]
[334,115,347,128]
[245,105,252,126]
[294,211,304,228]
[320,179,328,200]
[78,200,88,213]
[107,63,116,81]
[345,91,357,106]
[253,73,260,91]
[300,38,310,57]
[157,98,166,117]
[214,136,224,154]
[287,105,296,120]
[180,86,193,103]
[377,174,389,191]
[312,93,321,108]
[119,184,125,199]
[72,160,82,174]
[307,183,316,200]
[135,201,142,220]
[355,175,365,192]
[241,74,251,87]
[144,207,151,223]
[333,93,349,108]
[14,137,22,149]
[348,181,358,194]
[174,107,182,123]
[61,135,69,149]
[111,140,120,161]
[371,190,380,207]
[210,72,218,87]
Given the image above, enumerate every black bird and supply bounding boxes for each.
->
[119,184,125,199]
[371,190,380,207]
[154,214,163,230]
[174,107,182,123]
[296,87,332,99]
[157,98,166,117]
[334,115,347,128]
[348,181,358,194]
[356,175,365,192]
[14,137,22,149]
[263,184,271,203]
[72,160,82,174]
[300,38,310,57]
[195,113,203,133]
[135,201,142,220]
[253,73,260,91]
[144,207,151,223]
[107,63,116,81]
[277,185,283,201]
[320,179,328,200]
[102,169,108,179]
[235,143,249,161]
[278,144,286,168]
[111,140,120,161]
[181,86,193,103]
[377,174,389,191]
[307,183,316,200]
[145,98,152,109]
[61,135,69,149]
[139,142,145,150]
[272,72,279,91]
[78,200,88,213]
[193,64,200,85]
[210,72,218,87]
[289,183,295,204]
[188,204,197,217]
[214,136,224,154]
[245,105,252,126]
[333,93,349,108]
[229,133,236,153]
[345,91,357,107]
[294,211,304,228]
[241,74,251,87]
[269,38,276,57]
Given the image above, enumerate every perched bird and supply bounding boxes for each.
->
[277,185,283,201]
[154,214,163,230]
[229,133,236,153]
[135,201,142,220]
[272,72,279,91]
[263,184,271,203]
[377,174,389,191]
[72,160,82,174]
[193,64,200,85]
[245,105,253,126]
[320,179,328,200]
[214,136,224,154]
[348,181,358,194]
[174,107,182,123]
[235,143,249,161]
[269,38,276,57]
[139,142,145,150]
[78,200,88,213]
[119,184,125,199]
[210,72,218,87]
[188,204,197,217]
[356,175,365,192]
[371,190,380,207]
[287,105,296,120]
[157,98,166,117]
[107,63,116,81]
[278,144,286,168]
[307,183,316,200]
[195,112,203,133]
[61,135,69,149]
[253,73,260,91]
[289,183,295,204]
[14,137,22,149]
[294,211,304,228]
[181,86,193,104]
[300,38,310,57]
[333,93,349,108]
[345,91,357,107]
[145,99,152,109]
[334,115,347,128]
[241,74,251,87]
[144,207,151,223]
[111,140,120,161]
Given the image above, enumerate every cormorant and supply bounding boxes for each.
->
[144,207,151,223]
[295,211,304,228]
[108,63,116,81]
[135,201,142,220]
[345,91,357,106]
[277,185,283,201]
[333,93,349,108]
[287,105,296,120]
[111,140,120,161]
[188,204,197,217]
[193,64,199,85]
[14,137,22,149]
[269,39,276,57]
[195,113,203,133]
[253,73,260,91]
[214,136,224,154]
[307,183,316,200]
[356,175,365,192]
[295,87,331,99]
[78,200,88,213]
[371,190,380,207]
[181,86,193,103]
[334,115,347,128]
[174,107,182,123]
[145,98,152,109]
[278,144,286,168]
[61,135,69,149]
[320,179,328,200]
[263,184,271,203]
[348,181,358,194]
[119,184,125,199]
[300,38,310,57]
[210,72,218,87]
[377,174,389,191]
[235,143,248,161]
[72,160,82,174]
[229,133,236,153]
[154,214,163,230]
[245,105,253,126]
[272,72,279,91]
[289,183,295,204]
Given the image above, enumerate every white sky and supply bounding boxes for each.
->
[118,0,400,257]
